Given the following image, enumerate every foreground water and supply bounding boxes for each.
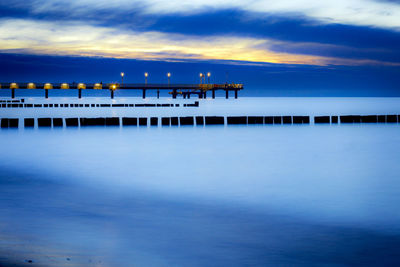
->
[1,98,400,266]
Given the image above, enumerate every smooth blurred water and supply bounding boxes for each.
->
[1,97,400,266]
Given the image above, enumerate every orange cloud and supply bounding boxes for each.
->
[0,19,397,66]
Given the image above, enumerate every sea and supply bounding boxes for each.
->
[0,96,400,266]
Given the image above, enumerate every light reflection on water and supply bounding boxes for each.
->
[1,124,400,266]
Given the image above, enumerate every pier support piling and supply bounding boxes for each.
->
[110,90,114,99]
[142,89,146,99]
[157,90,160,99]
[212,89,215,99]
[225,90,229,99]
[235,90,238,99]
[11,89,15,99]
[78,89,82,99]
[45,89,48,99]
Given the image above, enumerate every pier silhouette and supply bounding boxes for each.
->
[1,82,244,99]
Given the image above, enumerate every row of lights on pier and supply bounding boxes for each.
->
[119,72,210,85]
[3,72,212,90]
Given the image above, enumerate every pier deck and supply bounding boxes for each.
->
[0,82,244,99]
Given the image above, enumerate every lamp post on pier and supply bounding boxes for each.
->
[120,72,124,86]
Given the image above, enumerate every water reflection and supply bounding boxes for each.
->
[1,125,400,266]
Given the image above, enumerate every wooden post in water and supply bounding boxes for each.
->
[110,90,114,99]
[225,90,229,99]
[78,89,82,99]
[142,89,146,99]
[235,89,238,99]
[11,89,15,99]
[45,89,49,99]
[212,89,215,99]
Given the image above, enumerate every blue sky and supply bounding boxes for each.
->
[0,0,400,95]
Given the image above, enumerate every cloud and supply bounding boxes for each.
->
[3,0,400,30]
[1,1,400,66]
[144,11,400,63]
[1,18,398,66]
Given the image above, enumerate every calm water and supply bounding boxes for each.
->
[1,97,400,266]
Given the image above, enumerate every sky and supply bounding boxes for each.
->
[0,0,400,96]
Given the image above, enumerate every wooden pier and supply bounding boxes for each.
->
[0,82,244,99]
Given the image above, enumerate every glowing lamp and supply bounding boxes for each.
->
[27,83,36,89]
[77,83,86,89]
[44,83,53,89]
[94,83,102,89]
[10,83,18,89]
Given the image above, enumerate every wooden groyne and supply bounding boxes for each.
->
[0,115,399,128]
[0,101,199,108]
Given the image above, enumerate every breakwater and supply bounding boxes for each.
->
[1,115,399,128]
[0,101,199,108]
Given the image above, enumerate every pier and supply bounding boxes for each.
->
[0,82,244,99]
